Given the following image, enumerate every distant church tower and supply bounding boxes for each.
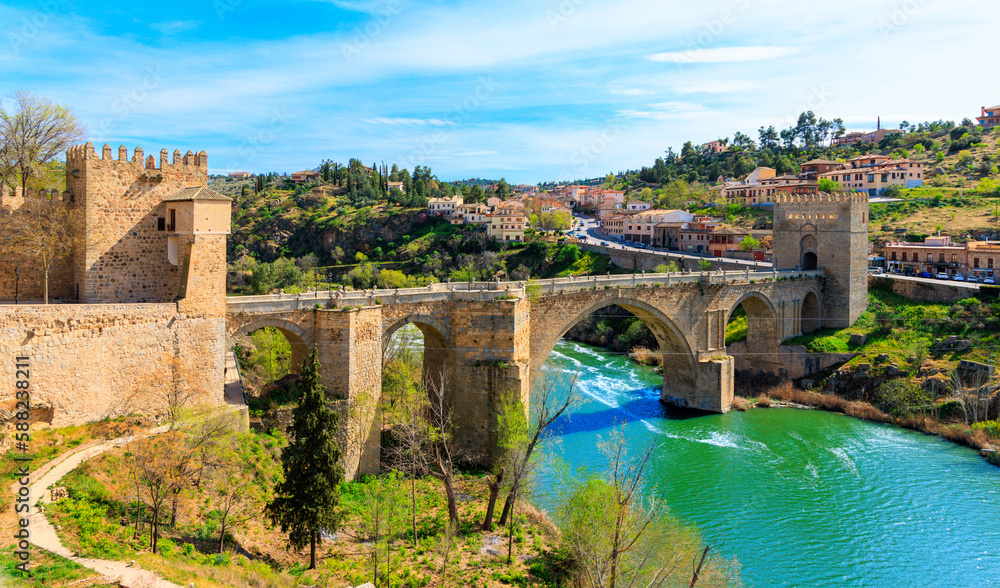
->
[772,192,869,328]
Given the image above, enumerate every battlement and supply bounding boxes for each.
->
[768,191,868,206]
[0,184,72,212]
[65,142,208,171]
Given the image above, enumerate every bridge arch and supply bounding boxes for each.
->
[382,313,453,387]
[231,318,314,372]
[801,289,822,333]
[382,313,451,348]
[726,290,779,349]
[535,296,697,399]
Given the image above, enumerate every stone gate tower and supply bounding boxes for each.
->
[772,192,868,328]
[65,142,230,314]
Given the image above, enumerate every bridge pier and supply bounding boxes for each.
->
[660,356,734,413]
[315,307,383,481]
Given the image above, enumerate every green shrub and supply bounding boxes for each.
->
[157,538,178,557]
[869,379,929,417]
[937,399,964,421]
[972,420,1000,437]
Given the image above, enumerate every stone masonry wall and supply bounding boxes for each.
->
[66,143,208,304]
[0,304,225,427]
[870,275,975,303]
[0,195,76,302]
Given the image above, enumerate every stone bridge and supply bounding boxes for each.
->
[227,268,825,479]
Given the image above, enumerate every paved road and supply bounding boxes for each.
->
[570,214,770,269]
[874,272,982,289]
[22,428,182,588]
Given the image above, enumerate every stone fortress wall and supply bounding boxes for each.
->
[0,186,76,301]
[0,142,230,426]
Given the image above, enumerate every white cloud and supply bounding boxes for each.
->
[617,102,709,121]
[150,20,201,34]
[607,87,653,96]
[364,117,455,126]
[647,46,801,64]
[673,81,763,94]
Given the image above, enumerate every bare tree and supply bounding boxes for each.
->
[0,91,86,194]
[496,371,578,529]
[950,367,998,425]
[125,432,188,554]
[425,370,461,528]
[382,326,432,547]
[1,202,81,303]
[353,473,404,587]
[206,431,280,553]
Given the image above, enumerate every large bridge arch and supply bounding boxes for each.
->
[532,295,698,403]
[382,313,453,386]
[231,317,314,372]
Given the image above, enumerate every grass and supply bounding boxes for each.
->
[0,547,98,586]
[783,285,1000,370]
[0,416,152,514]
[628,346,661,366]
[40,444,569,588]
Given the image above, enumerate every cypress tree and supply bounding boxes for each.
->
[266,347,345,569]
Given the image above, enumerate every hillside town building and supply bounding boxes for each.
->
[290,169,320,183]
[487,208,526,241]
[885,235,1000,281]
[428,195,463,216]
[976,105,1000,128]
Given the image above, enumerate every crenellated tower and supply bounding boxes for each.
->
[65,142,227,311]
[771,191,869,328]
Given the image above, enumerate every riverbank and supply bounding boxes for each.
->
[732,382,1000,465]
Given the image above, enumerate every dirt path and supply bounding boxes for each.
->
[20,427,183,588]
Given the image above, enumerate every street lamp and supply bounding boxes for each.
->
[14,267,19,305]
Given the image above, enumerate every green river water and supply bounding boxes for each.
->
[532,339,1000,587]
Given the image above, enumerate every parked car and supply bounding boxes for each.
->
[984,277,996,285]
[867,267,883,275]
[600,241,609,246]
[918,271,933,278]
[936,272,950,280]
[952,273,965,281]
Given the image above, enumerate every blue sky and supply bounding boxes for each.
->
[2,0,997,184]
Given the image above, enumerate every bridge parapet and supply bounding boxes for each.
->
[225,268,824,313]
